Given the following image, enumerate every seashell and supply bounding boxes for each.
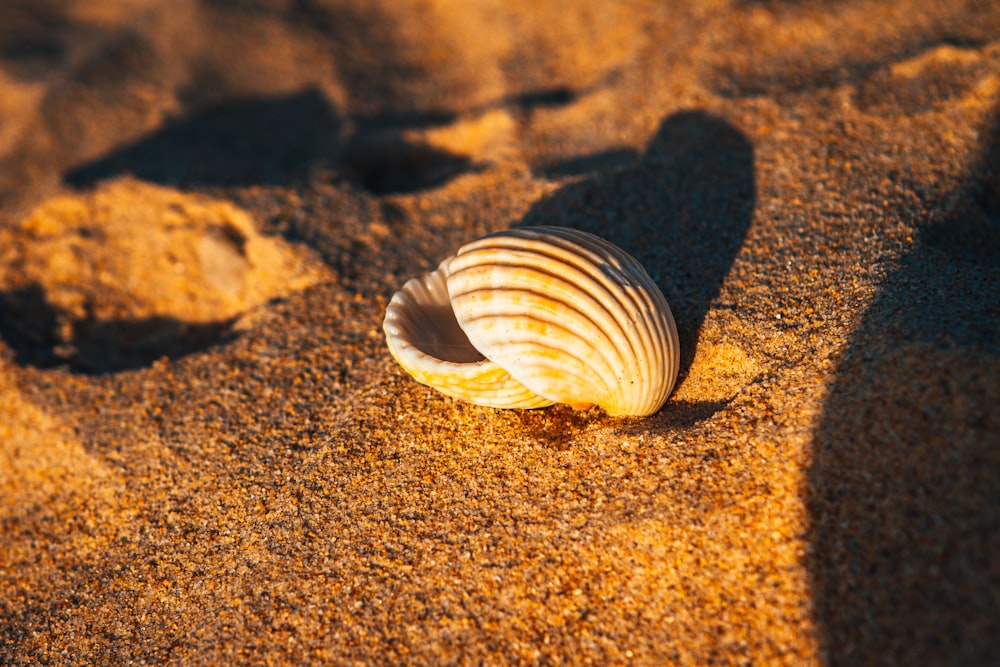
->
[382,226,679,416]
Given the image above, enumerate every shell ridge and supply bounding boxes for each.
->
[455,235,636,295]
[488,342,613,408]
[448,257,642,379]
[451,229,671,414]
[626,275,679,402]
[456,311,619,404]
[383,256,552,409]
[448,276,632,398]
[614,282,665,411]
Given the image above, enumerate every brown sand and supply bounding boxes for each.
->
[1,1,998,664]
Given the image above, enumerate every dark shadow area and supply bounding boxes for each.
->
[533,147,640,180]
[341,83,588,194]
[620,398,734,434]
[0,283,237,374]
[508,86,578,110]
[62,87,484,195]
[0,0,76,81]
[510,405,595,451]
[808,112,1000,665]
[343,132,476,195]
[921,120,1000,267]
[493,399,729,451]
[65,88,344,189]
[519,111,756,389]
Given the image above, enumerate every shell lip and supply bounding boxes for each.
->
[381,256,488,370]
[382,256,553,410]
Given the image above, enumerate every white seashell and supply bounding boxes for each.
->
[382,226,679,416]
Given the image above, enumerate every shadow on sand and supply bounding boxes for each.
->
[808,111,1000,665]
[62,87,483,195]
[0,283,238,374]
[521,110,756,393]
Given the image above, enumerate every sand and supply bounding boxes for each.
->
[1,1,998,664]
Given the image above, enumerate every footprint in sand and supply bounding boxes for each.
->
[0,177,326,373]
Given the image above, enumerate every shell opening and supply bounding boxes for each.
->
[386,259,485,365]
[409,302,485,364]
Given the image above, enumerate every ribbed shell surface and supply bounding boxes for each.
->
[382,258,555,409]
[446,227,679,416]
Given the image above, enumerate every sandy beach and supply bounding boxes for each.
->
[1,1,998,664]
